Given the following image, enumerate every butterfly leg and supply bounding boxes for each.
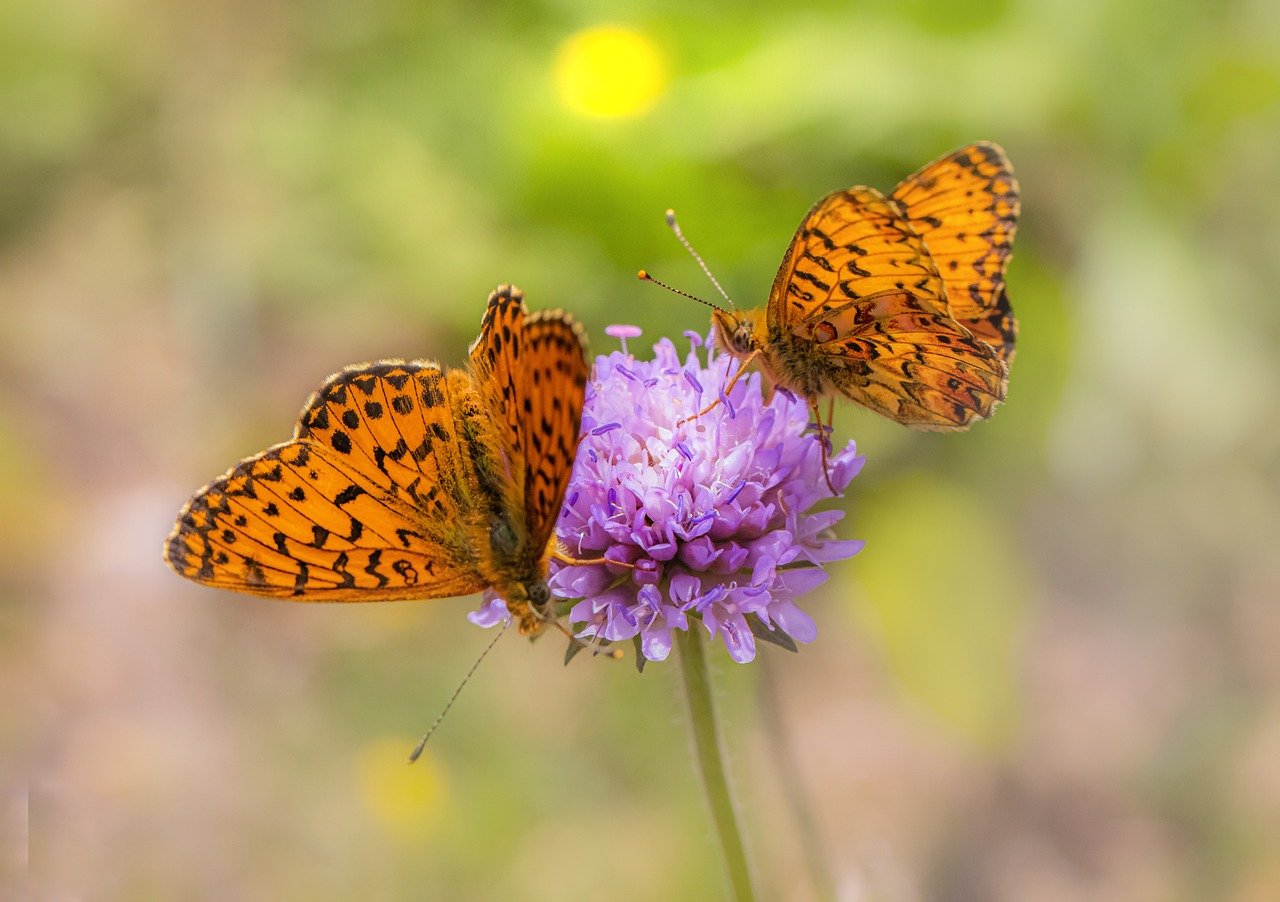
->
[810,398,838,496]
[549,547,640,570]
[677,349,761,427]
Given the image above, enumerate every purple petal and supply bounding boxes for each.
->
[679,536,722,570]
[717,612,757,663]
[670,572,703,605]
[637,583,662,610]
[640,615,676,661]
[769,599,818,644]
[467,594,510,628]
[805,538,865,563]
[776,567,829,596]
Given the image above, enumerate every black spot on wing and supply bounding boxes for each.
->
[364,550,388,588]
[334,484,365,506]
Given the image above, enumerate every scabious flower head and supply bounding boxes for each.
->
[521,328,865,664]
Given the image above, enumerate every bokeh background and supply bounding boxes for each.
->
[10,0,1280,898]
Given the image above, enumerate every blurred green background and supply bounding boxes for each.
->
[9,0,1280,898]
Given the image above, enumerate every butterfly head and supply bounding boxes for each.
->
[711,307,763,360]
[502,578,553,636]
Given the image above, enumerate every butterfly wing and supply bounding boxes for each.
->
[891,142,1020,362]
[809,295,1010,429]
[165,361,490,600]
[467,285,588,551]
[467,286,529,502]
[518,309,589,545]
[767,186,1006,429]
[767,186,950,333]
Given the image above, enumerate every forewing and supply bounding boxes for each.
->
[297,361,472,520]
[518,310,589,546]
[891,142,1020,361]
[767,186,950,334]
[467,285,528,497]
[467,285,588,549]
[165,361,488,600]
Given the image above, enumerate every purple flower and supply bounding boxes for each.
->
[542,331,864,664]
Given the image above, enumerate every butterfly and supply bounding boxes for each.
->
[164,285,592,636]
[686,143,1019,482]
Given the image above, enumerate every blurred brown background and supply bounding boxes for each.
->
[9,0,1280,898]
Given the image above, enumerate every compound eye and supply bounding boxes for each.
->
[528,582,550,609]
[734,325,754,353]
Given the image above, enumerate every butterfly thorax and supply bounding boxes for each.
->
[760,320,841,400]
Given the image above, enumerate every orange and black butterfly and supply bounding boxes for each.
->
[657,142,1019,464]
[165,286,591,636]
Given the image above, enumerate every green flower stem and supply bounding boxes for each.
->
[676,627,757,902]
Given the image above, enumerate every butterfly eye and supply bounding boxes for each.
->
[733,323,755,354]
[527,581,550,610]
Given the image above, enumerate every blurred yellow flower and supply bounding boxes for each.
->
[554,26,668,119]
[357,737,449,839]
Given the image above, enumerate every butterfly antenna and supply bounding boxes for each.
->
[407,617,511,764]
[664,208,735,309]
[637,270,726,315]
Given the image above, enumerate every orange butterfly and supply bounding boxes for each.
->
[165,285,594,636]
[652,143,1019,486]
